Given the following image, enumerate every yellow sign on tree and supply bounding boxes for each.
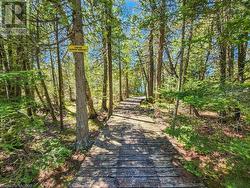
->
[68,45,88,52]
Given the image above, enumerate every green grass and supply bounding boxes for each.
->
[165,115,250,188]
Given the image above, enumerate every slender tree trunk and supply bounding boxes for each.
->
[107,1,113,117]
[7,39,15,97]
[183,19,194,84]
[101,33,108,111]
[21,39,33,117]
[55,16,64,130]
[15,42,22,98]
[165,46,178,78]
[174,0,186,119]
[36,12,57,122]
[227,45,234,81]
[148,29,154,102]
[0,37,10,99]
[238,41,247,83]
[70,0,89,150]
[125,65,129,98]
[156,0,166,99]
[219,44,227,85]
[216,8,227,85]
[48,41,58,106]
[118,40,123,101]
[200,23,213,80]
[137,50,148,84]
[35,85,46,108]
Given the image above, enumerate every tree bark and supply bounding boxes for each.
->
[20,38,33,117]
[86,79,98,119]
[0,37,10,99]
[227,45,234,81]
[55,16,64,130]
[125,63,129,98]
[36,10,57,122]
[183,19,194,84]
[174,0,187,119]
[216,8,227,85]
[118,40,123,101]
[165,46,178,78]
[238,41,247,83]
[70,0,89,150]
[156,0,166,99]
[107,1,113,117]
[48,41,58,106]
[101,33,108,111]
[148,29,154,102]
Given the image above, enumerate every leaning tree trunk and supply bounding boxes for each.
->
[36,11,57,122]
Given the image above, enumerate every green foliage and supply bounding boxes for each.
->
[0,70,39,86]
[165,115,250,187]
[161,80,250,122]
[38,138,72,169]
[0,99,72,185]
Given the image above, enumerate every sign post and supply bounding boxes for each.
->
[68,45,88,53]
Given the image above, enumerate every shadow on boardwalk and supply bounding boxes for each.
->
[70,97,205,188]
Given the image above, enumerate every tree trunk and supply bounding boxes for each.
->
[35,85,46,108]
[148,29,154,102]
[156,0,166,99]
[86,80,98,119]
[219,44,227,85]
[174,0,186,119]
[165,46,178,78]
[107,1,113,117]
[70,0,89,150]
[227,45,234,81]
[238,41,247,83]
[125,66,129,98]
[183,19,194,84]
[101,33,108,111]
[118,40,123,101]
[55,16,64,130]
[0,37,10,99]
[21,38,33,117]
[137,50,148,84]
[216,8,227,85]
[48,41,58,106]
[36,12,57,122]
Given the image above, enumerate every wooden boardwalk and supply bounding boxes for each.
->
[70,97,205,188]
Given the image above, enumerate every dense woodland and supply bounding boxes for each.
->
[0,0,249,187]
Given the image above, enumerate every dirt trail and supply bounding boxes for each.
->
[70,97,205,188]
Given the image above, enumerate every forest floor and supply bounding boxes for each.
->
[70,97,205,187]
[1,98,249,187]
[149,100,250,188]
[0,101,105,187]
